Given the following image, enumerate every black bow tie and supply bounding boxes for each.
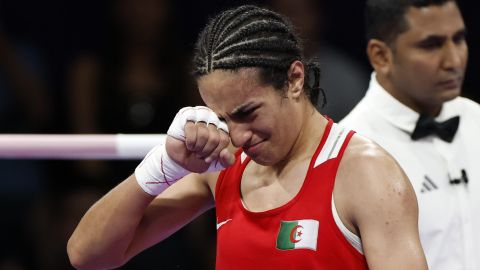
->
[411,115,460,142]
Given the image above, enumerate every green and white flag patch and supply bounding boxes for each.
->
[276,219,319,251]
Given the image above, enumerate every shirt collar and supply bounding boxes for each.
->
[364,72,420,134]
[364,72,458,134]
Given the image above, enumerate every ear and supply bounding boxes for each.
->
[287,60,305,98]
[367,39,393,76]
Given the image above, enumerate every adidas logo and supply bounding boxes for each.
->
[420,175,438,193]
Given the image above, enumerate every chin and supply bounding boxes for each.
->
[440,87,461,102]
[247,152,280,166]
[249,155,272,166]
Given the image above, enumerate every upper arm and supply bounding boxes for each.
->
[125,171,217,259]
[336,136,427,270]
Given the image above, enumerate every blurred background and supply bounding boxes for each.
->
[0,0,477,269]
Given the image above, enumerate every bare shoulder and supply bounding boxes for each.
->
[334,125,426,268]
[340,133,411,193]
[335,133,418,231]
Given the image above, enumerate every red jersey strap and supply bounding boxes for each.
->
[311,123,356,193]
[215,148,245,200]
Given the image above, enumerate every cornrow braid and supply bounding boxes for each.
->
[193,5,325,106]
[213,37,298,61]
[214,20,290,53]
[214,55,293,71]
[215,10,288,45]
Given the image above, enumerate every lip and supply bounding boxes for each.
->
[242,140,265,155]
[437,77,462,90]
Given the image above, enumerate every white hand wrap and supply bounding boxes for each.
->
[135,143,189,196]
[135,106,229,196]
[167,106,228,140]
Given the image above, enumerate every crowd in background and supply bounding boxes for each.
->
[0,0,478,269]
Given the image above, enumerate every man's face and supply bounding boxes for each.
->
[388,1,468,114]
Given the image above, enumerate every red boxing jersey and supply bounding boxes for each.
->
[215,120,368,269]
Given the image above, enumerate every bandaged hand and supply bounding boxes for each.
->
[135,106,235,196]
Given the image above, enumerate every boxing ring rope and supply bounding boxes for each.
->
[0,134,167,159]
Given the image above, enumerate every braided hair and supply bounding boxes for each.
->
[193,5,325,107]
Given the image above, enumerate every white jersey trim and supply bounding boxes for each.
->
[240,152,248,163]
[331,195,364,254]
[314,123,348,168]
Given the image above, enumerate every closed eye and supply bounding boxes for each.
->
[452,29,467,44]
[417,36,445,50]
[231,106,258,121]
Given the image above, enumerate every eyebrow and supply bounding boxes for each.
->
[419,28,467,43]
[453,28,468,38]
[229,101,255,116]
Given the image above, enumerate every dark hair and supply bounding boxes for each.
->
[193,5,324,106]
[365,0,454,44]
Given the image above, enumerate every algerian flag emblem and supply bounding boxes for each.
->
[276,219,319,251]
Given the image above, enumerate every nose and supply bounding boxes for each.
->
[227,121,252,148]
[441,40,466,72]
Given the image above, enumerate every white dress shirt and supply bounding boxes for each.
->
[340,72,480,270]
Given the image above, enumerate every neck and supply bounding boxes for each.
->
[376,74,442,117]
[272,105,327,174]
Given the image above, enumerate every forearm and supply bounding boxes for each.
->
[67,175,154,269]
[67,106,233,269]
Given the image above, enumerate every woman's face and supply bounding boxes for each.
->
[197,68,304,165]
